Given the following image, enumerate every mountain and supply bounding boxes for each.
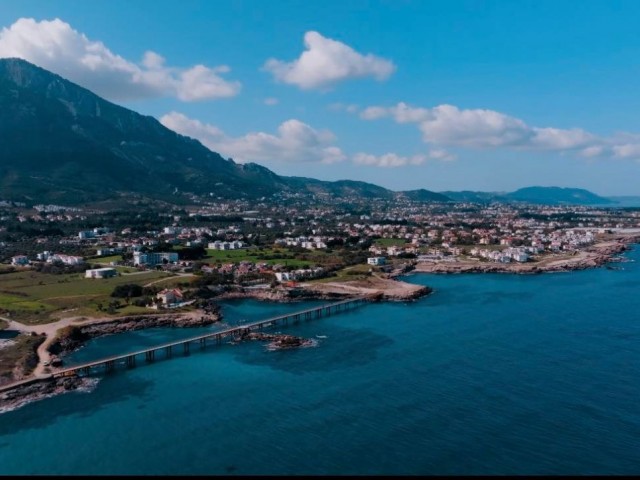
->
[0,59,614,209]
[439,190,509,203]
[606,196,640,207]
[397,189,451,202]
[505,186,615,205]
[2,58,437,205]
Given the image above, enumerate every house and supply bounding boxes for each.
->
[47,254,84,265]
[85,267,117,279]
[367,257,386,266]
[156,288,184,306]
[133,251,179,266]
[11,255,29,266]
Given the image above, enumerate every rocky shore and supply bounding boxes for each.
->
[414,236,639,275]
[0,375,96,414]
[299,275,431,301]
[235,331,316,350]
[48,311,222,358]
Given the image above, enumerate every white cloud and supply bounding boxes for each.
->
[358,101,640,160]
[531,127,595,150]
[613,143,640,159]
[419,105,532,147]
[580,145,606,158]
[352,149,454,168]
[0,18,241,102]
[263,31,395,90]
[160,111,346,165]
[360,106,388,120]
[427,148,457,161]
[328,102,359,113]
[264,97,279,106]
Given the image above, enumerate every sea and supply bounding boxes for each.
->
[1,247,639,475]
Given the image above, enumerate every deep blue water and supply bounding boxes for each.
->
[1,249,640,475]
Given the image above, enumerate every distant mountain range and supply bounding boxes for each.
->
[0,58,631,207]
[443,187,615,206]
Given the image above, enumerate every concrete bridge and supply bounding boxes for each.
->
[52,297,369,378]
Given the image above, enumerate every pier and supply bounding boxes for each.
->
[52,297,368,378]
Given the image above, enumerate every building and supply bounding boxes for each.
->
[11,255,29,266]
[367,257,386,266]
[208,240,245,250]
[85,267,117,279]
[47,254,84,265]
[156,288,184,306]
[133,251,179,266]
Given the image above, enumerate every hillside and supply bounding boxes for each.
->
[0,58,428,205]
[505,187,615,205]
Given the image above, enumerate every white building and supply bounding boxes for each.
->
[47,254,84,265]
[367,257,386,266]
[133,251,179,266]
[85,267,117,279]
[11,255,29,266]
[208,240,245,250]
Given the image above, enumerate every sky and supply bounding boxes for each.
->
[1,0,640,195]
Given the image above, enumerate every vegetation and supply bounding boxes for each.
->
[374,238,408,247]
[0,270,170,324]
[0,334,44,384]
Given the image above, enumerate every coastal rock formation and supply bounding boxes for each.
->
[415,236,639,275]
[0,375,90,413]
[298,276,431,302]
[49,312,221,357]
[236,331,315,350]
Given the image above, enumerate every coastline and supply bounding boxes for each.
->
[413,235,639,275]
[3,237,635,413]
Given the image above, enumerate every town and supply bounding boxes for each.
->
[0,193,639,327]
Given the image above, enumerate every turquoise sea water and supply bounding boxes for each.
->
[1,248,640,475]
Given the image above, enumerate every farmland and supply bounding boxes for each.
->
[0,270,172,324]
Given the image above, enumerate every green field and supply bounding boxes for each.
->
[205,247,313,267]
[374,238,408,247]
[309,263,374,283]
[0,270,171,324]
[91,254,123,264]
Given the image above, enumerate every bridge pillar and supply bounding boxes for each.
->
[81,366,90,375]
[126,355,136,368]
[183,342,190,355]
[165,346,173,358]
[145,350,155,362]
[216,334,222,345]
[200,337,206,349]
[105,360,115,373]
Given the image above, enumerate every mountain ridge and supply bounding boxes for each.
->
[0,58,621,207]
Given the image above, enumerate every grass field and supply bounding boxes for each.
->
[205,247,313,267]
[0,270,171,324]
[374,238,408,247]
[309,264,374,283]
[90,254,123,264]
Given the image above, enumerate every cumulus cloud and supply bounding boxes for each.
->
[358,101,640,160]
[328,102,359,113]
[263,31,395,90]
[160,111,346,164]
[264,97,279,106]
[352,149,454,168]
[0,18,241,102]
[613,143,640,159]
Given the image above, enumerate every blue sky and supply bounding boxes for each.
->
[2,0,640,194]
